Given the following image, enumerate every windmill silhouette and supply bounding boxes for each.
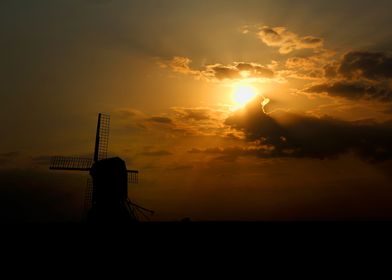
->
[49,113,153,223]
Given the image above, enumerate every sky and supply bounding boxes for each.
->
[1,0,392,221]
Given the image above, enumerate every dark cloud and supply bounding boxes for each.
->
[284,53,335,80]
[224,97,392,162]
[208,65,241,80]
[0,170,84,222]
[161,106,231,137]
[0,151,21,168]
[339,51,392,80]
[237,63,275,78]
[188,146,273,162]
[307,80,392,102]
[139,150,172,156]
[172,107,216,121]
[189,147,225,154]
[0,151,20,158]
[300,36,324,46]
[146,116,173,124]
[113,109,142,119]
[307,51,392,102]
[324,62,339,78]
[383,105,392,114]
[166,164,193,171]
[31,155,52,166]
[179,109,210,121]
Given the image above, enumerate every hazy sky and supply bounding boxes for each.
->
[1,0,392,221]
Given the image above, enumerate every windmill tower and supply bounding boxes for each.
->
[49,113,153,223]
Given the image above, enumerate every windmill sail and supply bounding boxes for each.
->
[93,113,110,162]
[127,170,139,184]
[49,156,92,171]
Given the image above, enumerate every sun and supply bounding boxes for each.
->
[231,84,258,110]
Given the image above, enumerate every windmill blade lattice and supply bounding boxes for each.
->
[127,170,139,184]
[49,156,92,171]
[94,113,110,162]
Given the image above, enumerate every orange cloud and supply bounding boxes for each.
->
[258,26,324,54]
[158,57,275,82]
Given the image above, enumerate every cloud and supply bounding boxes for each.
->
[113,109,145,119]
[31,155,52,166]
[307,80,392,102]
[338,51,392,80]
[205,64,241,80]
[0,151,20,158]
[0,151,22,168]
[283,53,335,80]
[166,164,193,171]
[0,170,83,222]
[324,62,340,79]
[158,57,275,82]
[174,108,211,121]
[138,150,173,156]
[146,110,224,136]
[383,105,392,114]
[146,116,173,124]
[224,97,392,162]
[203,62,274,81]
[171,107,225,121]
[113,106,233,139]
[188,146,274,162]
[165,56,197,75]
[258,26,324,54]
[170,106,242,138]
[306,51,392,102]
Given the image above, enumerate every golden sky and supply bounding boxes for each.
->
[1,0,392,221]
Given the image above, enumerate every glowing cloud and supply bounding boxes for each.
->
[258,26,324,54]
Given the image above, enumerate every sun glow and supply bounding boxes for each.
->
[232,84,258,110]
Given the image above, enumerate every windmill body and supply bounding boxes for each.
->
[49,113,152,222]
[88,157,130,222]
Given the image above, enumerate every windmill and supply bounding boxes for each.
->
[49,113,153,223]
